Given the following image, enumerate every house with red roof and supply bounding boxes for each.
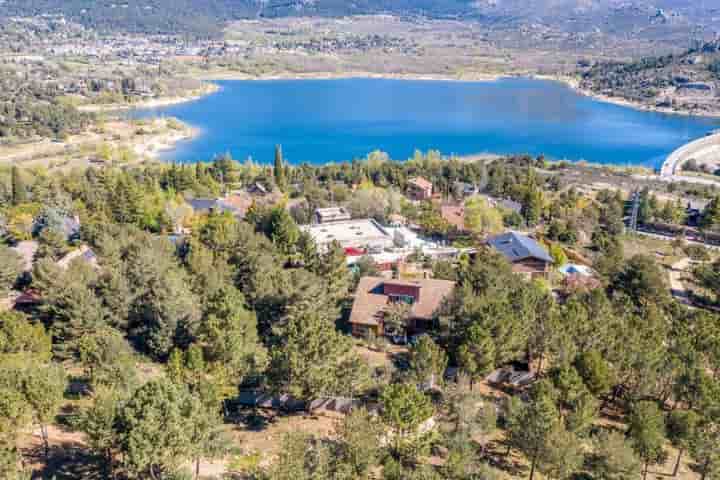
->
[349,276,455,338]
[407,177,433,201]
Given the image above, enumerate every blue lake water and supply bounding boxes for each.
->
[131,78,720,168]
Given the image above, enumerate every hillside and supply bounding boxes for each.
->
[579,39,720,115]
[2,0,720,41]
[0,0,478,36]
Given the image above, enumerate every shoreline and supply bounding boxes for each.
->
[132,123,200,160]
[195,69,720,118]
[78,83,221,113]
[192,70,511,82]
[541,74,720,119]
[73,68,715,184]
[0,117,197,170]
[67,67,720,121]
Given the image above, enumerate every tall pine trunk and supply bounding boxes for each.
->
[673,449,683,477]
[529,452,538,480]
[40,424,49,459]
[701,458,710,480]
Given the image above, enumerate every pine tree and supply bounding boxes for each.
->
[407,334,448,387]
[116,379,197,478]
[506,381,560,480]
[0,247,22,296]
[274,144,287,192]
[592,431,641,480]
[10,166,27,206]
[457,324,495,389]
[267,300,351,401]
[628,401,666,480]
[380,383,434,458]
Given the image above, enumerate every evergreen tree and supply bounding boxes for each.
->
[700,196,720,231]
[667,410,699,477]
[0,312,52,362]
[521,171,543,226]
[10,166,27,206]
[506,381,560,480]
[380,383,434,459]
[691,409,720,480]
[198,287,267,388]
[34,259,107,360]
[266,433,311,480]
[316,240,351,305]
[575,349,614,397]
[628,401,667,480]
[457,324,495,389]
[274,144,287,192]
[0,382,31,480]
[591,431,641,480]
[117,379,196,478]
[335,408,384,477]
[267,300,351,401]
[268,206,300,256]
[407,334,448,387]
[19,363,67,459]
[537,423,584,480]
[0,247,22,296]
[74,386,126,477]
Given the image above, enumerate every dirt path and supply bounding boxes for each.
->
[669,257,691,304]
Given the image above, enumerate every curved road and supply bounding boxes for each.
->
[661,132,720,180]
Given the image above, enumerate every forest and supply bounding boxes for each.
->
[0,76,91,141]
[0,153,719,479]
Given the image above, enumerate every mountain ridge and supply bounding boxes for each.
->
[1,0,719,39]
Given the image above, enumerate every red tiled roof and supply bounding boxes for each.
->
[349,276,455,327]
[441,204,465,230]
[409,177,433,191]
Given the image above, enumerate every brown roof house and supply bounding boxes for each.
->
[486,232,552,279]
[349,277,455,338]
[440,204,466,233]
[406,177,433,201]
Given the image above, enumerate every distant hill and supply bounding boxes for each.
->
[0,0,478,36]
[2,0,719,39]
[579,39,720,114]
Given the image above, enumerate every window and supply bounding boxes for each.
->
[389,294,415,305]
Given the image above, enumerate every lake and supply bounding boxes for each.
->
[131,78,720,168]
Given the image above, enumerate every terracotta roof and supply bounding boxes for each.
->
[408,177,433,191]
[217,191,283,218]
[349,276,455,327]
[441,204,465,230]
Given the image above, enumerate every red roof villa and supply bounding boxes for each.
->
[349,276,455,338]
[406,177,433,201]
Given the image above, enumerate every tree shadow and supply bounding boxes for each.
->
[484,440,528,477]
[390,351,410,371]
[233,409,276,432]
[28,443,104,480]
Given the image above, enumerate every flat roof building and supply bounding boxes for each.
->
[301,219,394,251]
